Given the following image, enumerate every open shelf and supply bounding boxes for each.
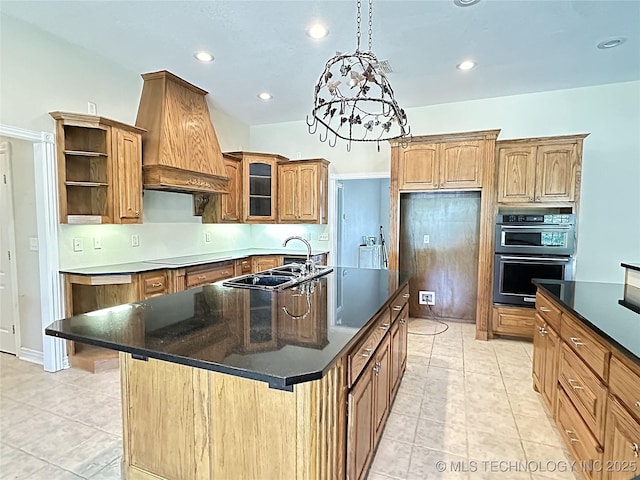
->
[69,344,119,373]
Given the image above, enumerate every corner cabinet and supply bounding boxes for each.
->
[198,153,243,223]
[51,111,145,224]
[497,134,588,205]
[277,158,329,224]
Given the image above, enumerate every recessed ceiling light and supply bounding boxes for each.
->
[597,37,626,49]
[454,0,480,6]
[258,92,273,101]
[457,60,476,71]
[194,51,214,62]
[306,23,329,39]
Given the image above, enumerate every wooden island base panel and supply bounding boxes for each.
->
[46,267,410,480]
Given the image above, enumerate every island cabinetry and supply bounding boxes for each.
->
[397,139,484,191]
[51,111,145,224]
[185,261,235,289]
[277,158,329,223]
[277,281,328,348]
[532,312,560,413]
[497,134,587,205]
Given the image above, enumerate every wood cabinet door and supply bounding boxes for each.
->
[112,128,142,223]
[252,255,281,273]
[277,163,298,222]
[390,321,402,397]
[221,157,242,221]
[535,142,577,203]
[297,162,320,222]
[603,397,640,480]
[497,145,537,203]
[439,141,483,189]
[542,324,560,414]
[347,367,375,480]
[532,314,546,394]
[373,334,391,442]
[399,311,408,374]
[399,144,438,190]
[244,157,277,222]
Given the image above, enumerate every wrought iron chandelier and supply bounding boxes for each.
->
[307,0,410,151]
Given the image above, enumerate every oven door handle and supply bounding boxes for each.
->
[499,256,572,262]
[500,225,572,230]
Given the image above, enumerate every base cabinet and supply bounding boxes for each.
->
[492,306,536,338]
[347,366,375,480]
[532,313,560,413]
[603,397,640,480]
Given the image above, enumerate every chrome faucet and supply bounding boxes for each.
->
[282,236,314,275]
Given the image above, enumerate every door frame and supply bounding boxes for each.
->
[0,142,21,354]
[0,124,65,371]
[328,172,390,268]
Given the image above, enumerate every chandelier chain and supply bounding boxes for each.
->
[356,0,362,51]
[368,0,373,51]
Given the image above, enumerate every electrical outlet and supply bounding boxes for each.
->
[87,101,97,115]
[131,234,140,247]
[296,152,302,159]
[29,237,39,251]
[205,232,211,243]
[73,238,83,252]
[319,233,329,241]
[419,290,435,305]
[423,234,430,244]
[93,236,102,249]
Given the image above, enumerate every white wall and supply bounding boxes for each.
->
[251,81,640,283]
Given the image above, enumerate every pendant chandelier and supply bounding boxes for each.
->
[307,0,410,151]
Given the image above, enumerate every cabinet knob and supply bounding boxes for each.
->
[635,401,640,409]
[538,327,547,336]
[529,196,534,201]
[632,443,639,458]
[536,196,541,201]
[135,210,140,216]
[400,318,406,325]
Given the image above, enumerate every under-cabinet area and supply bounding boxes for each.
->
[532,281,640,480]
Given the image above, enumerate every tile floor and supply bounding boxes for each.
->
[0,319,575,480]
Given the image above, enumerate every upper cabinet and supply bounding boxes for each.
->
[497,134,588,205]
[397,139,485,190]
[277,158,329,224]
[200,153,243,223]
[51,111,145,224]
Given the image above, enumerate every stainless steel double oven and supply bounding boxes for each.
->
[493,213,576,307]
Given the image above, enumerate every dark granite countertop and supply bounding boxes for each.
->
[59,248,330,276]
[46,267,402,390]
[621,262,640,272]
[533,280,640,365]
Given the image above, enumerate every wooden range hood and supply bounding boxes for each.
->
[135,70,230,194]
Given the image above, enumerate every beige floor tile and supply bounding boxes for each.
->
[0,396,43,431]
[405,361,430,378]
[367,472,397,480]
[465,408,520,439]
[508,394,548,419]
[0,442,50,479]
[383,412,419,443]
[502,376,539,400]
[407,319,437,335]
[514,414,564,447]
[407,445,470,480]
[464,372,506,395]
[430,354,464,371]
[498,362,534,380]
[53,429,122,477]
[28,463,84,480]
[406,353,430,368]
[391,392,424,418]
[463,357,501,377]
[414,417,468,457]
[369,437,413,479]
[468,468,533,480]
[87,457,123,480]
[521,441,576,480]
[467,430,527,463]
[397,374,428,397]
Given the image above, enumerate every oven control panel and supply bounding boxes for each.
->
[498,214,574,225]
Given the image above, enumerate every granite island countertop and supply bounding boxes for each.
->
[46,267,403,390]
[59,248,330,276]
[534,279,640,365]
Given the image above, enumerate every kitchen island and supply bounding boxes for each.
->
[46,267,410,480]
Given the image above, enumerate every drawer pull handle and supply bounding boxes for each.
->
[569,437,580,444]
[379,323,390,330]
[361,348,373,358]
[567,378,584,390]
[570,337,585,347]
[564,430,580,444]
[632,443,639,458]
[402,293,410,299]
[392,305,402,311]
[539,307,551,312]
[151,282,163,288]
[221,271,229,275]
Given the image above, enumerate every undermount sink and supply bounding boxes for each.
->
[222,264,333,291]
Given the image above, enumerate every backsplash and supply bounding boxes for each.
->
[58,223,330,269]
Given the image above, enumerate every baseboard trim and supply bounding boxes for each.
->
[19,347,44,365]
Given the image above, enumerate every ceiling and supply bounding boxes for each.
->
[2,0,639,126]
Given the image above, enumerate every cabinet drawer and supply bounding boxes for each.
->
[492,306,536,337]
[186,262,234,288]
[348,309,392,388]
[536,291,562,331]
[556,388,603,480]
[561,312,610,380]
[558,343,608,443]
[609,356,640,422]
[141,271,169,298]
[390,284,410,323]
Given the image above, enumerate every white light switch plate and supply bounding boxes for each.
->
[131,234,140,247]
[73,238,83,252]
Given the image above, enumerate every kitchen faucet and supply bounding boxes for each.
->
[282,236,314,275]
